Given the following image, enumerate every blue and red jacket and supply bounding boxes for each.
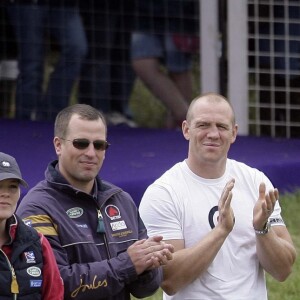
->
[0,214,63,300]
[17,160,162,300]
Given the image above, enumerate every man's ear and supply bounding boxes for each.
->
[231,124,238,144]
[182,120,190,141]
[53,137,62,155]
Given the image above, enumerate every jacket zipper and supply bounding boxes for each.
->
[97,209,111,259]
[0,249,19,298]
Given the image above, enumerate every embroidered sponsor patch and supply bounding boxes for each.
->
[105,205,121,220]
[30,280,42,287]
[76,223,88,229]
[110,220,127,231]
[112,230,133,238]
[27,267,41,277]
[66,207,84,218]
[24,251,36,263]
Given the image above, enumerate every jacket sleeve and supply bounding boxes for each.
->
[40,234,64,300]
[126,213,163,298]
[128,268,163,298]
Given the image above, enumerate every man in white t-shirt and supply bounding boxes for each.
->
[139,93,297,300]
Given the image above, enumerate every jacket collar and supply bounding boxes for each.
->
[5,214,18,245]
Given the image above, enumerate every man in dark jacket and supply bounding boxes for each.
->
[6,0,87,121]
[17,103,174,299]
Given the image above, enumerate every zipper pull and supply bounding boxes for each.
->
[97,209,105,233]
[11,267,19,294]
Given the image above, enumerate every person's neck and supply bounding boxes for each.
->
[74,182,94,195]
[186,158,226,179]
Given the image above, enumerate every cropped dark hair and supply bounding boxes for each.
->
[54,104,107,138]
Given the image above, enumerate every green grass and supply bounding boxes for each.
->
[131,190,300,300]
[265,190,300,300]
[129,79,167,129]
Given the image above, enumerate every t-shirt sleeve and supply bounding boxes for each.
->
[139,183,183,240]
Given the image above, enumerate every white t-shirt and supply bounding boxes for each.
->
[139,159,285,300]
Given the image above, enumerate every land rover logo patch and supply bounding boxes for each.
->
[27,267,41,277]
[66,207,84,218]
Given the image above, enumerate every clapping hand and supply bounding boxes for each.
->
[218,178,235,233]
[253,182,278,230]
[127,235,174,275]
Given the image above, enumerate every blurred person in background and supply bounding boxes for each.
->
[6,0,87,121]
[0,5,18,118]
[131,0,199,128]
[79,0,137,127]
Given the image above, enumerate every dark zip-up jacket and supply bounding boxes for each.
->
[17,160,162,300]
[0,215,43,300]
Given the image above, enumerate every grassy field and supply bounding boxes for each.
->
[266,190,300,300]
[131,190,300,300]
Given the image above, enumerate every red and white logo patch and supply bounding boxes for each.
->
[105,205,121,220]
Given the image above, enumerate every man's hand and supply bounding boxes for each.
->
[253,182,278,230]
[217,178,235,234]
[127,235,174,274]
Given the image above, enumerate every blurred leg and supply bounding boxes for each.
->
[110,0,136,116]
[45,5,87,120]
[78,1,112,113]
[7,4,45,120]
[132,58,188,123]
[131,32,189,126]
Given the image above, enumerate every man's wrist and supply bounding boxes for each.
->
[254,221,271,235]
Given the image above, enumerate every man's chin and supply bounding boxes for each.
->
[79,172,98,182]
